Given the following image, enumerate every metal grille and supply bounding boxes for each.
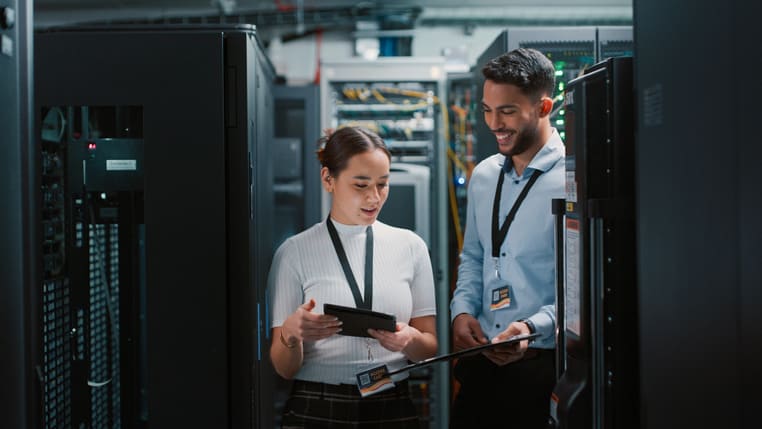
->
[42,278,72,428]
[41,117,71,429]
[88,224,122,428]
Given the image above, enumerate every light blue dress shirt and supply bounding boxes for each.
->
[450,129,565,349]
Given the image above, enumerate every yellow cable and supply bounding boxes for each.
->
[447,147,468,174]
[378,86,441,104]
[447,154,464,253]
[441,100,464,252]
[371,88,389,104]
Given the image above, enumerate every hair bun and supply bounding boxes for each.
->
[317,128,334,151]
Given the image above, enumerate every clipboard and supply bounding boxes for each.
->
[387,332,541,376]
[354,332,542,396]
[323,303,396,338]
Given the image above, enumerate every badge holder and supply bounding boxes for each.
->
[356,364,396,398]
[356,338,396,397]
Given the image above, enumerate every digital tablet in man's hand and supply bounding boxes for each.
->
[323,303,396,338]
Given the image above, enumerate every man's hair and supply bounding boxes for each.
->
[482,48,556,100]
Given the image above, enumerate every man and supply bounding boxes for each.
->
[450,48,564,428]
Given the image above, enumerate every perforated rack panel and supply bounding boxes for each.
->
[42,278,72,428]
[88,224,121,427]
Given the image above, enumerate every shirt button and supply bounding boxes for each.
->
[496,324,501,329]
[501,252,506,257]
[513,180,519,184]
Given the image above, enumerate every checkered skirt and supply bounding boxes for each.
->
[281,379,422,428]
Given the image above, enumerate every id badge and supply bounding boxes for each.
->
[356,364,395,397]
[490,285,511,311]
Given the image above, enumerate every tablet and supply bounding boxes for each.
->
[450,332,542,357]
[323,303,397,338]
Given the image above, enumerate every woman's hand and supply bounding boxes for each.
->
[368,322,418,353]
[280,299,343,345]
[368,315,437,362]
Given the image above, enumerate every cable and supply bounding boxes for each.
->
[377,86,441,104]
[441,100,464,253]
[447,147,468,176]
[371,88,389,104]
[342,87,357,100]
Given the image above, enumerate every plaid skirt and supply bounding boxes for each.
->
[281,379,421,429]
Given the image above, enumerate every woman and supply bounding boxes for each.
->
[268,126,438,428]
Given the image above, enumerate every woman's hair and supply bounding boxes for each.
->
[316,126,391,176]
[482,47,556,100]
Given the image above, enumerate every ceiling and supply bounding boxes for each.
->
[35,0,633,32]
[37,0,631,9]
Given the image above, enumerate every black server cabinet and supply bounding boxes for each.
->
[35,25,275,428]
[470,28,599,164]
[1,0,35,428]
[273,84,321,248]
[551,57,637,429]
[597,27,633,61]
[470,30,508,165]
[470,27,632,166]
[635,0,761,427]
[270,85,321,423]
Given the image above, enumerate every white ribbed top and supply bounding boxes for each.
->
[268,219,436,384]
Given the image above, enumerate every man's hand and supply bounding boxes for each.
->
[452,313,488,351]
[482,321,531,366]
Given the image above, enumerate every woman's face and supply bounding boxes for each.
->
[322,148,391,225]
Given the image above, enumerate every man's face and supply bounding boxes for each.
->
[482,80,543,157]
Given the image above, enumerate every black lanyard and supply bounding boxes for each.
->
[491,167,543,258]
[326,216,374,310]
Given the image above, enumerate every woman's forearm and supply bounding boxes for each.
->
[270,327,303,379]
[403,316,438,362]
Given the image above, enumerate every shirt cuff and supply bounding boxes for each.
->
[450,301,477,323]
[526,312,553,341]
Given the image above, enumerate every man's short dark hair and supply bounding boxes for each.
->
[482,48,556,100]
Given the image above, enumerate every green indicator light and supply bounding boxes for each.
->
[556,119,565,126]
[560,131,566,140]
[558,82,565,91]
[555,70,563,77]
[559,109,565,115]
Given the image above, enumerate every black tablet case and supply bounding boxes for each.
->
[324,303,396,338]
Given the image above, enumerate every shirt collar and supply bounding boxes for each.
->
[327,217,373,236]
[501,128,565,176]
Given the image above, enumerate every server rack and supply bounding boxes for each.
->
[470,27,598,164]
[270,84,321,424]
[273,84,322,248]
[550,56,637,429]
[1,0,36,428]
[635,0,761,427]
[444,70,475,333]
[445,71,475,236]
[320,57,449,427]
[507,27,598,145]
[470,27,632,165]
[597,27,633,61]
[470,31,509,165]
[35,24,276,428]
